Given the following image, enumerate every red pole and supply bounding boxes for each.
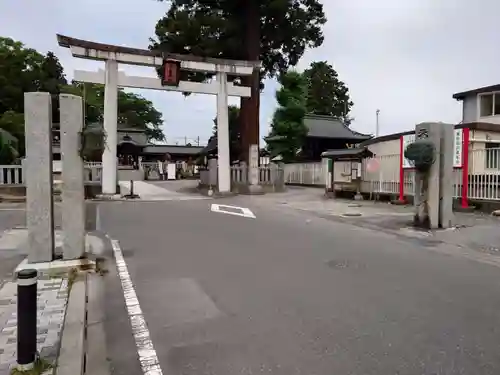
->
[461,127,470,208]
[399,136,405,202]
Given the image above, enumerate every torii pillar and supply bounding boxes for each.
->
[103,59,118,194]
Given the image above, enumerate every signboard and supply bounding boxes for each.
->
[453,128,463,168]
[402,134,415,168]
[366,158,380,173]
[402,129,463,168]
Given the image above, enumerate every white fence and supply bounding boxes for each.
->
[0,163,103,185]
[283,147,500,202]
[0,166,23,185]
[283,162,325,186]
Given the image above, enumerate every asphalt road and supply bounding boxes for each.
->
[98,196,500,375]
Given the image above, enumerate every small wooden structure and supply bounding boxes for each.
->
[322,147,374,198]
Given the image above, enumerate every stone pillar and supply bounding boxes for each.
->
[60,94,85,260]
[24,92,54,263]
[216,72,231,193]
[439,123,455,228]
[208,158,218,187]
[102,59,118,195]
[414,122,442,228]
[248,144,259,185]
[324,158,334,198]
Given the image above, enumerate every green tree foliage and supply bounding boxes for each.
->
[211,105,241,162]
[0,111,25,157]
[151,0,326,80]
[61,83,165,142]
[0,37,48,114]
[150,0,326,159]
[0,36,166,159]
[0,131,18,165]
[267,71,308,162]
[303,61,354,125]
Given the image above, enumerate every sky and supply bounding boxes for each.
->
[1,0,499,146]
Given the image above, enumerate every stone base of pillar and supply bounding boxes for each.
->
[95,193,122,201]
[391,199,407,205]
[324,189,335,199]
[239,184,265,195]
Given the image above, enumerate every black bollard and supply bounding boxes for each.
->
[17,269,38,371]
[123,180,139,199]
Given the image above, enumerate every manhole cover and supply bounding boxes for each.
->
[342,212,362,217]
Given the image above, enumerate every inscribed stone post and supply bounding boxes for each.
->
[60,94,85,259]
[415,122,442,229]
[24,92,54,262]
[248,144,259,186]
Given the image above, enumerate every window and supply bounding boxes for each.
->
[479,92,500,117]
[485,142,500,169]
[480,94,494,117]
[495,93,500,116]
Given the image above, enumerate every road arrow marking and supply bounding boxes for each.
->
[210,204,256,219]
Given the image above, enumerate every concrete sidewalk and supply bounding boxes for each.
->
[0,229,109,375]
[119,180,209,201]
[0,277,68,374]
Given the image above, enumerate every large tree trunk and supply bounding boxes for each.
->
[239,0,260,164]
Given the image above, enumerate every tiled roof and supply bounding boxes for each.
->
[304,115,371,140]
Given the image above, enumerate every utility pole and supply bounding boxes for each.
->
[375,109,380,137]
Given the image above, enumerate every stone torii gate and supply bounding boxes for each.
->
[56,34,260,194]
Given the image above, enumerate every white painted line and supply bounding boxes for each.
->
[110,238,163,375]
[210,204,256,219]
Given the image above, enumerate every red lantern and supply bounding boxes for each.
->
[161,59,181,86]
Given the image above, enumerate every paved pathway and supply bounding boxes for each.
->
[0,276,69,374]
[118,180,209,201]
[99,195,500,375]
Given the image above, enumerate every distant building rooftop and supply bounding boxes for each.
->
[452,84,500,100]
[265,114,372,143]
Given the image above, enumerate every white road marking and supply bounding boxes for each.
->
[210,204,256,218]
[110,238,163,375]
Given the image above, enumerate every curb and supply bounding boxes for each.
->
[57,275,87,375]
[84,274,110,375]
[57,272,110,375]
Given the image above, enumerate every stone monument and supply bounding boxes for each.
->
[60,94,85,260]
[24,92,55,263]
[409,122,454,229]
